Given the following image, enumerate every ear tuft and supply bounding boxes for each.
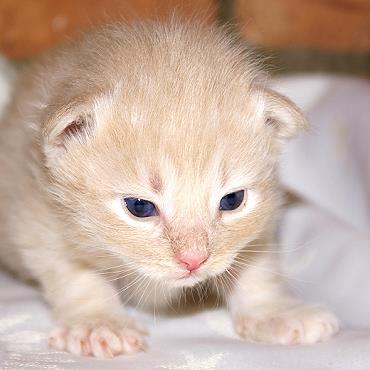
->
[55,114,91,148]
[260,87,308,140]
[43,107,95,166]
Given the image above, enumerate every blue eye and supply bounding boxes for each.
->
[219,190,245,211]
[123,197,158,218]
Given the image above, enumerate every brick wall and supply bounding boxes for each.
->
[0,0,217,58]
[235,0,370,52]
[0,0,369,59]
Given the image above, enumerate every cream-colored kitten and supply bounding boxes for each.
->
[0,20,338,358]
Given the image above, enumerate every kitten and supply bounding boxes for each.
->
[0,20,339,358]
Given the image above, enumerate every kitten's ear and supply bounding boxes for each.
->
[257,86,308,140]
[43,104,95,166]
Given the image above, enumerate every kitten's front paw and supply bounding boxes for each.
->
[48,319,148,358]
[234,305,339,345]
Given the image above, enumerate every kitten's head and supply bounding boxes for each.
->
[41,22,306,288]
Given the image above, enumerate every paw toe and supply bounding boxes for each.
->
[120,328,147,354]
[67,326,91,355]
[48,327,67,351]
[90,326,122,358]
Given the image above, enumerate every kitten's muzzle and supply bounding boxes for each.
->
[175,250,208,272]
[170,226,209,272]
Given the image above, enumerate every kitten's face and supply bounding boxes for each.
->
[46,80,305,289]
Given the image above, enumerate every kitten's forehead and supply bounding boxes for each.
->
[131,138,255,205]
[93,75,269,196]
[98,78,263,140]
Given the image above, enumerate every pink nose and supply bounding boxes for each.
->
[176,252,208,272]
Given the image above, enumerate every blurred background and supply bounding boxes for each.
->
[0,0,369,75]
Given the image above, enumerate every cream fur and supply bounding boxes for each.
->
[0,20,338,358]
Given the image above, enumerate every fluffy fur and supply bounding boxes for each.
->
[0,20,338,358]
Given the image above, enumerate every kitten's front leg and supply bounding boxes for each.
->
[227,254,339,344]
[42,261,147,357]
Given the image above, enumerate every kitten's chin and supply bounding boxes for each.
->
[170,276,203,288]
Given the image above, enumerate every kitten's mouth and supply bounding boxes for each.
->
[178,273,192,280]
[172,270,205,287]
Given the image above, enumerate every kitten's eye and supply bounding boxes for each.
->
[123,197,158,218]
[219,190,245,211]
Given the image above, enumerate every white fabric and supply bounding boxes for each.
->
[276,75,370,329]
[0,72,369,369]
[0,57,14,117]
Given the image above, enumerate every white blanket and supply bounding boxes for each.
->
[0,68,369,369]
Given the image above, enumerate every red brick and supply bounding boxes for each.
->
[0,0,218,58]
[235,0,370,51]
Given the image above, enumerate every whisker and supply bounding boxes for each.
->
[135,276,152,312]
[122,274,149,306]
[232,258,312,284]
